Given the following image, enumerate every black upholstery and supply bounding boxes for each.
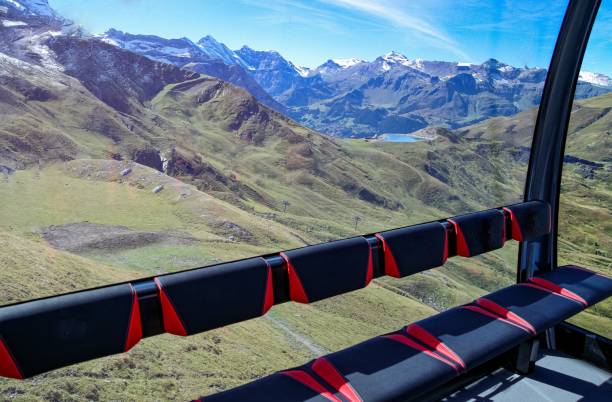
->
[198,371,344,402]
[154,257,273,336]
[375,222,447,278]
[531,265,612,307]
[306,335,457,402]
[1,202,609,385]
[448,209,506,257]
[0,284,140,378]
[282,237,372,303]
[406,305,531,369]
[477,283,583,333]
[503,201,551,241]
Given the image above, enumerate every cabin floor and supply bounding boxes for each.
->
[443,350,612,401]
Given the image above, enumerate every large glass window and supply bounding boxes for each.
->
[559,1,612,337]
[0,0,581,399]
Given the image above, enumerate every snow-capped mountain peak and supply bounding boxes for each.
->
[331,58,365,68]
[579,71,612,87]
[196,35,246,66]
[382,51,411,65]
[0,0,58,17]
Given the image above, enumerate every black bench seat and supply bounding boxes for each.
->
[198,265,612,402]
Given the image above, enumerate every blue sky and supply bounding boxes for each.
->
[49,0,611,74]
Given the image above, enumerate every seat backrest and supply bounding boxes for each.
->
[448,209,506,257]
[154,257,273,336]
[375,222,448,278]
[0,283,141,378]
[281,237,373,303]
[503,200,551,241]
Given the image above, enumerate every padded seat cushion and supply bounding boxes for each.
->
[0,284,141,379]
[154,257,273,336]
[407,305,531,369]
[307,335,458,402]
[199,371,343,402]
[503,201,551,241]
[448,209,506,257]
[477,283,583,332]
[530,265,612,307]
[375,222,448,278]
[281,237,372,303]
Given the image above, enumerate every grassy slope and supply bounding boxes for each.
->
[558,93,612,337]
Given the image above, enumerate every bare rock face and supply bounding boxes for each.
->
[46,36,199,114]
[131,148,163,172]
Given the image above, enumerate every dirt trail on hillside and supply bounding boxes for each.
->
[265,314,328,357]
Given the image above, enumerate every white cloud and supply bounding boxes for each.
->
[323,0,470,60]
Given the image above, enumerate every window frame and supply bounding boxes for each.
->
[520,0,602,282]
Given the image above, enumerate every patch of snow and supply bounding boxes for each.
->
[1,18,26,26]
[331,58,364,68]
[579,71,612,87]
[4,0,24,11]
[457,62,472,67]
[100,37,119,47]
[381,61,390,71]
[382,51,413,67]
[294,65,310,77]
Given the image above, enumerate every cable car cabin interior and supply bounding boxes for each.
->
[0,0,611,401]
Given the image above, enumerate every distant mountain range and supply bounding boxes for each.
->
[102,29,612,137]
[2,0,612,138]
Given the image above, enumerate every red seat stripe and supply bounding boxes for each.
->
[262,259,274,314]
[384,334,460,373]
[476,298,536,334]
[282,370,342,402]
[405,323,466,370]
[519,282,585,305]
[448,219,471,257]
[312,357,362,402]
[365,246,374,286]
[280,252,310,303]
[461,305,530,333]
[375,233,400,278]
[154,278,188,336]
[442,228,449,262]
[124,285,143,351]
[0,338,22,379]
[502,207,524,242]
[529,277,588,307]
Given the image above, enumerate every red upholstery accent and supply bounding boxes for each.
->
[365,246,374,286]
[375,233,400,278]
[124,285,143,351]
[280,252,310,303]
[312,358,362,402]
[282,370,341,402]
[0,338,22,379]
[405,323,466,370]
[384,334,460,373]
[448,219,470,257]
[460,305,530,334]
[473,299,536,334]
[262,263,274,314]
[442,227,449,262]
[154,278,188,336]
[503,207,524,241]
[529,277,588,307]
